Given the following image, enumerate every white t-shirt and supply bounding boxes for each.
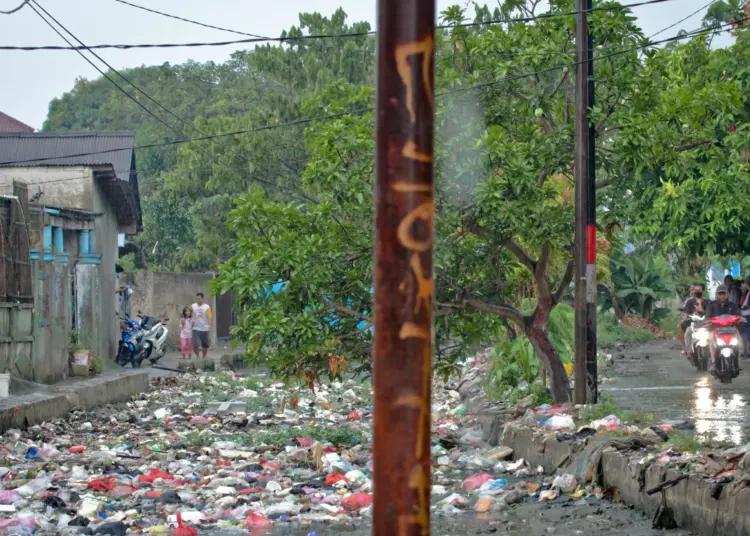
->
[192,303,211,332]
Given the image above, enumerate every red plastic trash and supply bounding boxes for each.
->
[244,512,273,528]
[68,446,86,454]
[295,437,313,447]
[325,473,349,486]
[462,473,492,491]
[88,477,116,493]
[171,512,198,536]
[139,468,174,484]
[341,493,373,511]
[347,412,361,420]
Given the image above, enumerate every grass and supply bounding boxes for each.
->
[578,393,655,427]
[655,309,681,338]
[597,312,655,349]
[666,431,703,453]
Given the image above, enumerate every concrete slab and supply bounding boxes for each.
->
[205,400,246,415]
[0,370,149,433]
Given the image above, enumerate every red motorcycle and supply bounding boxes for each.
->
[709,315,742,383]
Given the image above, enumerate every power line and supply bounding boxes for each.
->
[648,0,718,38]
[0,0,28,14]
[30,0,312,199]
[29,2,186,143]
[0,0,680,51]
[0,18,744,168]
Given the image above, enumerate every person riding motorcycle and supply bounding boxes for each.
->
[679,284,697,356]
[683,283,708,355]
[707,285,739,318]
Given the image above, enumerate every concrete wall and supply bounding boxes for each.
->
[122,271,217,349]
[32,262,71,383]
[0,166,129,374]
[0,167,94,210]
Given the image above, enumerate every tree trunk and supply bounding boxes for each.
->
[526,293,570,403]
[527,323,570,403]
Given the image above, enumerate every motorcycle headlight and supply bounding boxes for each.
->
[717,338,727,347]
[696,330,710,342]
[730,338,740,347]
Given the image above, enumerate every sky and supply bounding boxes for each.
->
[0,0,731,130]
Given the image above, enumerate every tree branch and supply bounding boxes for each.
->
[319,298,371,322]
[465,296,525,326]
[338,324,372,340]
[504,239,537,272]
[675,140,712,152]
[595,178,615,190]
[553,259,575,304]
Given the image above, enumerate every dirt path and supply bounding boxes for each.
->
[602,338,750,445]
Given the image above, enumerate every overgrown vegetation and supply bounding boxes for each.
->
[597,312,656,349]
[578,394,655,427]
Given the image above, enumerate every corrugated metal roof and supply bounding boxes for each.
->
[0,131,136,183]
[0,112,34,133]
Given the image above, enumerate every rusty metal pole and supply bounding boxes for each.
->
[373,0,435,535]
[574,0,590,405]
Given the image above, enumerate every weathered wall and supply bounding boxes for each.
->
[89,179,119,361]
[32,262,70,383]
[122,272,217,349]
[0,167,94,210]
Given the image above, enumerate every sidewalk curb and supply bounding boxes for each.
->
[501,423,750,536]
[0,371,149,433]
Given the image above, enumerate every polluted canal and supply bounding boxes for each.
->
[602,339,750,446]
[0,370,691,535]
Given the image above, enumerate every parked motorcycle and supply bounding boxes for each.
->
[117,314,148,368]
[139,314,169,366]
[709,314,742,383]
[686,313,710,372]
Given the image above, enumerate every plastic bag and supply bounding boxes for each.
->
[244,512,273,529]
[552,474,578,493]
[88,477,116,492]
[172,512,198,536]
[544,414,576,430]
[68,445,86,454]
[139,468,174,484]
[341,493,373,511]
[325,473,348,486]
[0,490,20,505]
[461,472,492,491]
[590,415,621,430]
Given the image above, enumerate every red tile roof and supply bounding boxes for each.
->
[0,112,34,133]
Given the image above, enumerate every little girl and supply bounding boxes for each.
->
[179,307,194,359]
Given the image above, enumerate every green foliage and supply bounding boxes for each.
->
[118,253,137,273]
[597,311,655,349]
[599,253,675,321]
[578,394,655,427]
[69,330,92,352]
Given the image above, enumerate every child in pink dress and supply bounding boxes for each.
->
[179,307,194,359]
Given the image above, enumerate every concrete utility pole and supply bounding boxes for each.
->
[574,0,591,405]
[373,0,435,535]
[585,0,598,403]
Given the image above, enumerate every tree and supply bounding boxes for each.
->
[217,1,648,402]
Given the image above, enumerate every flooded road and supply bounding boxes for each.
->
[602,339,750,445]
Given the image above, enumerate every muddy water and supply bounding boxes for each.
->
[602,339,750,445]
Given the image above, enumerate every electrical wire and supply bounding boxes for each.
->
[0,0,28,14]
[30,0,313,199]
[0,17,745,168]
[0,0,680,51]
[648,0,719,38]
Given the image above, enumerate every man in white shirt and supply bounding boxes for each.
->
[192,292,213,359]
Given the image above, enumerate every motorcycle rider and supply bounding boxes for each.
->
[679,284,697,356]
[740,276,750,356]
[707,285,739,318]
[683,283,708,354]
[724,275,741,305]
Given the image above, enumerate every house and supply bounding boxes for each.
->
[0,112,34,133]
[0,131,141,382]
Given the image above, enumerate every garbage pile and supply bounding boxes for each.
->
[0,370,520,535]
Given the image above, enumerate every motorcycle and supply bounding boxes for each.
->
[709,314,743,383]
[139,314,169,366]
[117,314,148,368]
[686,313,710,372]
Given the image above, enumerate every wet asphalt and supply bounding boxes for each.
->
[602,339,750,446]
